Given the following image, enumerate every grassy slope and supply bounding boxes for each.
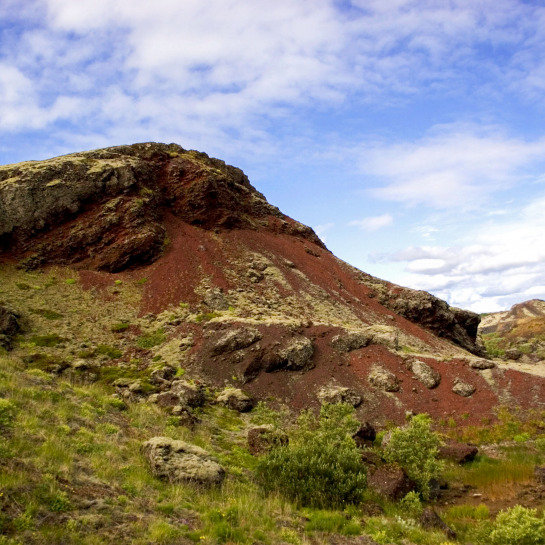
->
[1,264,545,545]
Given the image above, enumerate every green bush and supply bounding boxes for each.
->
[256,403,366,508]
[136,329,166,348]
[382,414,443,499]
[490,505,545,545]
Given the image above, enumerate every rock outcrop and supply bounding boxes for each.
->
[0,305,20,350]
[0,143,323,271]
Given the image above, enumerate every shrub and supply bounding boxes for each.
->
[256,403,366,508]
[0,398,17,430]
[382,414,443,499]
[398,491,423,519]
[490,505,545,545]
[136,329,166,349]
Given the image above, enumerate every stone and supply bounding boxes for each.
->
[452,378,476,397]
[268,336,314,371]
[142,437,225,485]
[0,306,20,350]
[438,441,478,464]
[216,387,255,412]
[468,358,496,369]
[211,327,262,355]
[150,365,177,386]
[154,391,181,408]
[411,360,441,389]
[170,380,206,408]
[330,331,370,352]
[420,507,456,539]
[367,464,416,500]
[317,385,363,407]
[353,422,377,447]
[368,367,400,392]
[247,426,288,456]
[203,288,229,311]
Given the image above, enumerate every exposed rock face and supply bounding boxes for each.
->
[0,143,324,270]
[353,422,377,447]
[410,360,441,389]
[366,281,483,355]
[268,336,314,372]
[0,305,20,350]
[317,385,363,407]
[142,436,225,485]
[367,464,416,500]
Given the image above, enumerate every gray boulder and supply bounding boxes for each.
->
[268,336,314,371]
[216,387,255,412]
[212,327,261,355]
[317,385,363,407]
[331,331,370,352]
[142,437,225,485]
[468,358,496,370]
[368,367,400,392]
[452,378,476,397]
[411,360,441,389]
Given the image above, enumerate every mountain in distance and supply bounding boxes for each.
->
[1,142,544,426]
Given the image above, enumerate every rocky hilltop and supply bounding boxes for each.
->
[480,299,545,364]
[1,143,543,425]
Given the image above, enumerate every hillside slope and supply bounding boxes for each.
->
[1,143,544,425]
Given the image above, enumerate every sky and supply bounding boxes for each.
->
[1,0,545,313]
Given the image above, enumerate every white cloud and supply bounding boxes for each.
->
[350,214,393,232]
[385,194,545,311]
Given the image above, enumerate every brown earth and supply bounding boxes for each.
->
[2,142,545,425]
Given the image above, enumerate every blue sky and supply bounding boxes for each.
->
[2,0,545,312]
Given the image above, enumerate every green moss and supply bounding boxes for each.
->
[111,322,130,332]
[136,329,166,349]
[96,345,123,359]
[30,308,64,320]
[28,334,64,347]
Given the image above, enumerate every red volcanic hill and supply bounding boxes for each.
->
[1,142,543,426]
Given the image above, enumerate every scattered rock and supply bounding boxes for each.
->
[368,367,400,392]
[504,348,522,360]
[268,336,314,371]
[468,358,496,370]
[211,327,262,355]
[420,507,456,539]
[142,437,225,485]
[150,365,177,386]
[367,464,416,500]
[410,360,441,389]
[317,385,363,407]
[438,441,478,464]
[0,306,20,350]
[170,380,206,408]
[331,331,370,352]
[203,288,229,311]
[247,426,288,456]
[452,378,476,397]
[353,422,377,447]
[216,387,255,412]
[153,391,181,408]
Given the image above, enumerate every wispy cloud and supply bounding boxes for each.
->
[350,214,393,232]
[359,124,545,210]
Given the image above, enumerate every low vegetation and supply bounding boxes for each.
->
[2,264,545,544]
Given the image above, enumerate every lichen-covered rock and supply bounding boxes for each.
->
[150,365,177,386]
[170,380,206,408]
[247,426,288,456]
[268,336,314,371]
[317,385,363,407]
[330,331,370,352]
[452,378,476,397]
[142,437,225,485]
[211,327,262,355]
[468,358,496,370]
[368,367,400,392]
[0,306,20,350]
[216,387,255,412]
[411,360,441,389]
[367,464,416,500]
[203,288,229,311]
